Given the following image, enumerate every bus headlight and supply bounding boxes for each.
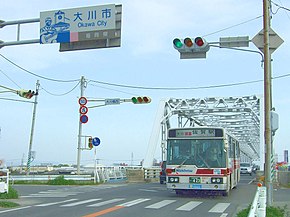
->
[211,177,223,184]
[168,177,179,183]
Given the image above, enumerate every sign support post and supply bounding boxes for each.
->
[77,76,86,174]
[26,80,40,175]
[263,0,273,206]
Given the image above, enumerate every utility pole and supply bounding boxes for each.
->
[263,0,273,205]
[26,80,40,175]
[77,76,86,174]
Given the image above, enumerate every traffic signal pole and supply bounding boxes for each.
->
[26,80,40,175]
[263,0,273,206]
[77,76,86,174]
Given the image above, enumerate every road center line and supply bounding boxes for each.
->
[81,205,124,217]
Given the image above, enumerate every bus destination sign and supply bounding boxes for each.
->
[169,128,223,138]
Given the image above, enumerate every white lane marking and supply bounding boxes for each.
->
[119,198,151,207]
[36,199,78,207]
[145,200,176,209]
[21,194,77,198]
[61,199,101,207]
[209,203,230,213]
[139,189,158,192]
[87,198,125,207]
[0,206,31,214]
[176,201,202,211]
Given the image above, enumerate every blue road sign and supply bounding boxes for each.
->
[80,114,88,124]
[92,137,101,146]
[40,4,116,44]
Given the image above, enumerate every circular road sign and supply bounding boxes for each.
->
[80,114,88,124]
[79,105,88,115]
[78,97,87,106]
[92,137,101,146]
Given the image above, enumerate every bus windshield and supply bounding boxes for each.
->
[167,139,226,168]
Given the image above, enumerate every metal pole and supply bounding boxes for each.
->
[94,148,97,183]
[26,80,40,175]
[77,76,85,174]
[263,0,273,205]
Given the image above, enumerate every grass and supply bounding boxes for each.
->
[0,187,18,199]
[0,201,20,208]
[47,175,77,185]
[236,205,288,217]
[0,186,20,208]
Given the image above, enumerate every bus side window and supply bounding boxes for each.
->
[229,136,234,158]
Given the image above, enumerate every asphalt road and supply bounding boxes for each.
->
[0,174,287,217]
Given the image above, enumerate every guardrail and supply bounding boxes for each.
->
[10,174,93,182]
[5,166,161,185]
[248,184,266,217]
[9,167,129,184]
[144,168,160,178]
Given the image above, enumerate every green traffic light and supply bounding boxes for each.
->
[132,97,138,104]
[173,38,183,48]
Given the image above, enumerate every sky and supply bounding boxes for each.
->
[0,0,290,167]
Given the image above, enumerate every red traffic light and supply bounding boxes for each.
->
[195,37,204,46]
[88,137,93,149]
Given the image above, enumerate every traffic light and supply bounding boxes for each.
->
[88,137,93,149]
[131,96,151,104]
[18,89,38,99]
[173,37,210,59]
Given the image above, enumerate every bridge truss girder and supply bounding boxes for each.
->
[161,95,262,161]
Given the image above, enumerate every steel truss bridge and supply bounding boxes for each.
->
[143,95,263,168]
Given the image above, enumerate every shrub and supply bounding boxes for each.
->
[237,205,286,217]
[0,187,18,199]
[0,201,19,208]
[47,175,76,185]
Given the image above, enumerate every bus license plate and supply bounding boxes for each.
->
[190,184,202,189]
[189,177,201,183]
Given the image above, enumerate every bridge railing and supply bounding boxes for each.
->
[248,184,266,217]
[7,166,161,184]
[144,167,160,182]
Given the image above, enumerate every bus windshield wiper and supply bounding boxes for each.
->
[177,157,189,168]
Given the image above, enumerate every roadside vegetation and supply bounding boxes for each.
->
[0,187,18,199]
[236,205,289,217]
[0,186,19,208]
[47,175,77,185]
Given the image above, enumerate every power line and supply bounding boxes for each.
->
[203,15,263,37]
[0,53,79,83]
[87,81,139,96]
[89,73,290,91]
[0,69,21,88]
[40,81,81,96]
[271,1,290,13]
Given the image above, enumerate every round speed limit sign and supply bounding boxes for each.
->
[78,97,87,106]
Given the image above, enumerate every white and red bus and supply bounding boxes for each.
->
[166,127,240,196]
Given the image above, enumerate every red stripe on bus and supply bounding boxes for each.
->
[196,169,213,174]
